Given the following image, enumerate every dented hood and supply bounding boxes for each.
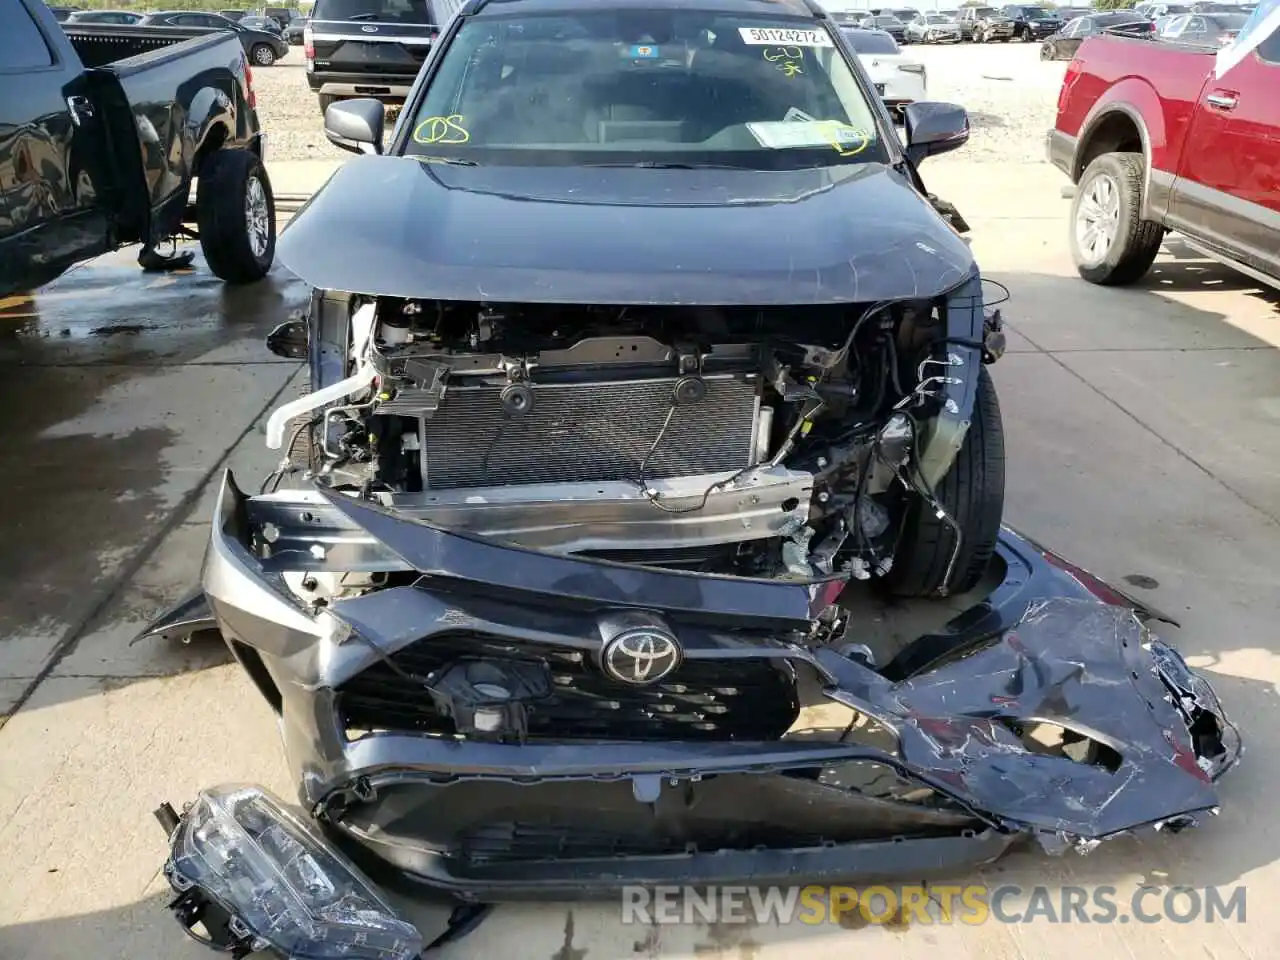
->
[277,155,977,304]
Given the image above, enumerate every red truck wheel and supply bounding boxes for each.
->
[1070,153,1163,286]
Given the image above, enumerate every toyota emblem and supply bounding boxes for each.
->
[361,24,378,32]
[602,627,681,685]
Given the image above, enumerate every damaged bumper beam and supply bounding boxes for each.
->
[152,470,1240,906]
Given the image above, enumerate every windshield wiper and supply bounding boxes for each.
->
[346,13,379,20]
[414,155,478,166]
[582,160,745,170]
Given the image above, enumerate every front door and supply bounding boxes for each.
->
[1167,23,1280,276]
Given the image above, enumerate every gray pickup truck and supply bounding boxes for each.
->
[0,0,275,296]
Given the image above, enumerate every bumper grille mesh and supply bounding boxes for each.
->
[460,822,687,863]
[338,632,798,742]
[420,375,758,489]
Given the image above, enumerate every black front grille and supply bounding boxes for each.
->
[338,632,798,741]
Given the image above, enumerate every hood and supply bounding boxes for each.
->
[278,154,976,305]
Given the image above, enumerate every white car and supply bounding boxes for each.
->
[906,12,962,42]
[838,28,927,116]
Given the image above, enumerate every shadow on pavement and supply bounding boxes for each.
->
[1143,240,1280,308]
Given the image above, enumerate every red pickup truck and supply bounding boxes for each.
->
[1046,28,1280,286]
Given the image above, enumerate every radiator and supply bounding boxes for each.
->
[420,374,759,489]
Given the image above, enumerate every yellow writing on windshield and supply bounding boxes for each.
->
[762,45,804,77]
[413,115,470,145]
[816,121,869,157]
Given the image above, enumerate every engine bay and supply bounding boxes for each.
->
[265,293,1003,596]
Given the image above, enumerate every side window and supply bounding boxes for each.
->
[1184,15,1204,33]
[1164,14,1187,35]
[1258,23,1280,63]
[0,1,55,70]
[1077,18,1094,34]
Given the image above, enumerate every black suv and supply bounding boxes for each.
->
[1000,4,1061,40]
[307,0,464,112]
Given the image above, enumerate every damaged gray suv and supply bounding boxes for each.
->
[145,0,1240,955]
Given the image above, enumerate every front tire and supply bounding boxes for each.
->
[196,148,276,284]
[1069,152,1164,286]
[883,366,1006,598]
[251,43,276,67]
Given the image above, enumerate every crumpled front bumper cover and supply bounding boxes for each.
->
[151,471,1241,899]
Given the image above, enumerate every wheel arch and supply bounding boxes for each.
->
[1071,88,1169,220]
[193,121,231,178]
[1073,108,1148,179]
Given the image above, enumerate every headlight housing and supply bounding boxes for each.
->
[165,784,422,960]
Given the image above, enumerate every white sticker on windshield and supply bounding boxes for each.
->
[784,107,817,122]
[738,26,834,46]
[748,120,872,156]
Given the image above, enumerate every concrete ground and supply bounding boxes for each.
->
[0,152,1277,960]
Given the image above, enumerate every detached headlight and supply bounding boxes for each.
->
[164,784,422,960]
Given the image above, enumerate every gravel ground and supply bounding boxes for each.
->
[253,42,1068,164]
[253,48,355,162]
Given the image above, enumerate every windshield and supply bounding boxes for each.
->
[407,11,885,170]
[1206,13,1248,26]
[1021,7,1051,15]
[975,8,998,16]
[840,27,900,51]
[925,14,951,22]
[1099,12,1146,23]
[313,0,431,22]
[871,15,903,24]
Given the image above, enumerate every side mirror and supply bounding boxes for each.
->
[902,101,969,166]
[324,98,385,156]
[266,318,308,359]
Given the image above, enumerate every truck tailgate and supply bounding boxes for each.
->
[310,19,436,76]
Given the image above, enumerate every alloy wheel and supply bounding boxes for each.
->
[245,175,271,259]
[1074,173,1121,266]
